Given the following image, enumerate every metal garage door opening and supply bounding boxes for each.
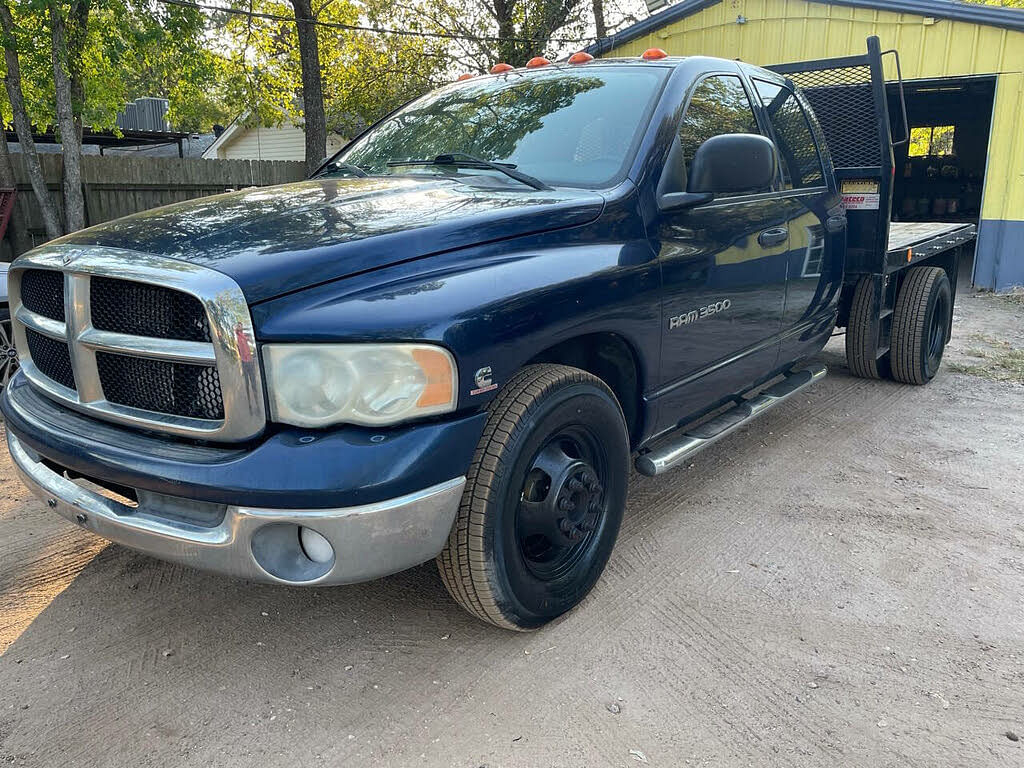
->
[887,76,996,277]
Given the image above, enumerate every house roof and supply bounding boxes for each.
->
[201,114,246,159]
[588,0,1024,56]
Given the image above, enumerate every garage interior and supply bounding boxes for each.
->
[887,76,996,279]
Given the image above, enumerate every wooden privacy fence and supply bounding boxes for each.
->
[3,154,307,260]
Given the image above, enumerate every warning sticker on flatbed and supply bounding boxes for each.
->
[841,179,881,211]
[842,193,880,210]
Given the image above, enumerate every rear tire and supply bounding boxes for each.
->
[890,266,951,385]
[845,276,882,379]
[437,364,629,630]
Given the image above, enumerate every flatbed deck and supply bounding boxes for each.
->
[887,221,976,255]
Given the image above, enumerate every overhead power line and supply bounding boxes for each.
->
[157,0,599,46]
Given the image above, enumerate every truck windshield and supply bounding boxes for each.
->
[335,66,669,189]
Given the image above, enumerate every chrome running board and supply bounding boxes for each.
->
[635,365,827,477]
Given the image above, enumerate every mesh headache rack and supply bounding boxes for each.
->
[767,35,909,277]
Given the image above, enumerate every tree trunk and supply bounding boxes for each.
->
[0,127,30,255]
[50,1,85,232]
[492,0,522,65]
[592,0,606,40]
[290,0,326,176]
[0,2,63,240]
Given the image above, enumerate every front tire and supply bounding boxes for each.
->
[890,266,951,385]
[437,364,630,630]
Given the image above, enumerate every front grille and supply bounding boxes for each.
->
[20,269,65,322]
[12,249,265,441]
[96,352,224,420]
[25,328,76,390]
[91,277,212,342]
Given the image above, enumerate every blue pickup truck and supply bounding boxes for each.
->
[1,38,974,629]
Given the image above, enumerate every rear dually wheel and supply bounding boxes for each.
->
[890,266,951,385]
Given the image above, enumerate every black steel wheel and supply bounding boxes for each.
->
[890,266,952,385]
[0,307,18,392]
[517,425,609,582]
[438,364,629,630]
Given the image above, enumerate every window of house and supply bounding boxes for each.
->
[753,79,825,189]
[909,125,956,157]
[679,75,760,181]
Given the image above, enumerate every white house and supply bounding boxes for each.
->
[202,115,347,162]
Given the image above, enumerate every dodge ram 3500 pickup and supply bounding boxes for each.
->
[2,38,975,629]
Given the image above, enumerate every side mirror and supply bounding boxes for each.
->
[688,134,778,196]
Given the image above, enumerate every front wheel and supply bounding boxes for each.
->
[437,364,630,630]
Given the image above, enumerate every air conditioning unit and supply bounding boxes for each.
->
[646,0,670,13]
[115,97,170,133]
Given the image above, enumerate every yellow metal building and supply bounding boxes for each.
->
[592,0,1024,290]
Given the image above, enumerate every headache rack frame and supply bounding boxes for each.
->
[768,35,911,277]
[768,36,976,375]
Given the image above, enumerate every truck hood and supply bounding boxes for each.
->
[54,176,606,302]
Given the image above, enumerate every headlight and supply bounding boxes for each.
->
[263,343,458,428]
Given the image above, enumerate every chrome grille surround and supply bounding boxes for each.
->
[9,245,266,442]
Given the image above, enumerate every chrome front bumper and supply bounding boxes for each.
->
[7,432,465,585]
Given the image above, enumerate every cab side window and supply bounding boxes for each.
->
[753,80,825,189]
[680,75,760,182]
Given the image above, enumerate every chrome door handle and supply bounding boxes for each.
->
[758,227,788,248]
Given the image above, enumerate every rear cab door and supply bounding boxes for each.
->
[749,74,846,363]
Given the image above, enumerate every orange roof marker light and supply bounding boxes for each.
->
[526,56,551,68]
[490,62,514,74]
[641,47,669,60]
[456,73,474,81]
[568,51,594,64]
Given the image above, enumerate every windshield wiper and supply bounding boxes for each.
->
[312,161,369,179]
[386,153,550,191]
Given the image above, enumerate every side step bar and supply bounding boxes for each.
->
[635,365,827,477]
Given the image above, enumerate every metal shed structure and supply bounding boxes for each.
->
[590,0,1024,291]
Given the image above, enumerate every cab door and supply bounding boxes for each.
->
[654,73,789,430]
[751,78,845,363]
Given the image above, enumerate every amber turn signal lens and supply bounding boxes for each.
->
[568,51,594,64]
[456,73,474,81]
[641,47,668,60]
[526,56,551,68]
[490,62,514,74]
[411,347,457,408]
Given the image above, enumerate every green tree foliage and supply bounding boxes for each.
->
[219,0,446,140]
[417,0,589,70]
[1,0,229,132]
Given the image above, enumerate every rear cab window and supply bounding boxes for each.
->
[752,79,826,190]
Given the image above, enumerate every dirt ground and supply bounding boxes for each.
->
[1,285,1022,768]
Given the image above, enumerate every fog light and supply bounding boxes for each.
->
[299,526,334,563]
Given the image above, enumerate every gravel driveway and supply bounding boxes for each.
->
[1,289,1022,768]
